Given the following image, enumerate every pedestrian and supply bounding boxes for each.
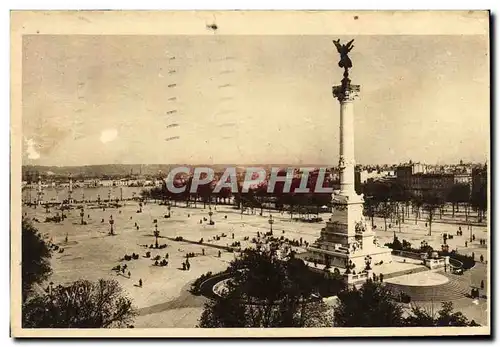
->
[202,248,205,256]
[128,271,131,278]
[139,279,142,287]
[465,241,468,247]
[218,250,221,258]
[480,254,484,262]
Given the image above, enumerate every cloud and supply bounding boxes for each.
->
[100,129,118,144]
[26,138,40,160]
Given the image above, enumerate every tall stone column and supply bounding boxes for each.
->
[307,40,394,277]
[333,82,360,201]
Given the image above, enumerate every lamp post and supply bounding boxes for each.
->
[208,206,213,224]
[268,214,274,234]
[109,215,114,235]
[108,189,111,202]
[80,208,85,225]
[154,224,159,248]
[167,204,171,217]
[469,223,473,243]
[421,240,428,249]
[364,255,372,271]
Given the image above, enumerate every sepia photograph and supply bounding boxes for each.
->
[10,10,490,337]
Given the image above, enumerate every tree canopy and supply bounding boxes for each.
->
[22,279,137,328]
[22,219,52,302]
[405,301,480,327]
[334,280,480,327]
[198,250,337,328]
[334,279,405,327]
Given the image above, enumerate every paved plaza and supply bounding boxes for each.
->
[23,197,489,328]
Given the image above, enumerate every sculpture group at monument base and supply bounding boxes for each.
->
[304,247,394,272]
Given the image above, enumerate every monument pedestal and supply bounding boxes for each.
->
[307,192,393,275]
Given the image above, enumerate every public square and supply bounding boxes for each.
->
[23,194,489,327]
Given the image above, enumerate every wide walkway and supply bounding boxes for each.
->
[387,262,488,325]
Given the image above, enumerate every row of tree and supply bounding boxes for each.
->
[140,170,487,229]
[141,169,334,218]
[362,179,487,235]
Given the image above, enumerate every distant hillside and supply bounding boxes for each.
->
[21,163,334,180]
[22,164,175,179]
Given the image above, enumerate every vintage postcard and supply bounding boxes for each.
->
[10,10,490,338]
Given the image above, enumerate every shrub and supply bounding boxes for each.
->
[190,271,214,295]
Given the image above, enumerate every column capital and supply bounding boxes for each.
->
[333,84,360,102]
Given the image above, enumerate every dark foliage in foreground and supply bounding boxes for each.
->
[23,279,137,328]
[333,280,481,327]
[334,279,405,327]
[405,301,480,327]
[198,250,340,327]
[22,219,52,302]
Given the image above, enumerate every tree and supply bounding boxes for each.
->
[22,219,52,302]
[379,201,392,232]
[22,279,136,328]
[422,191,445,236]
[411,195,424,224]
[333,280,404,327]
[363,196,377,227]
[198,291,247,327]
[198,250,335,327]
[447,184,470,218]
[405,302,480,327]
[471,184,487,223]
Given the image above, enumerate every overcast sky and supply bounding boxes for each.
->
[22,34,489,166]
